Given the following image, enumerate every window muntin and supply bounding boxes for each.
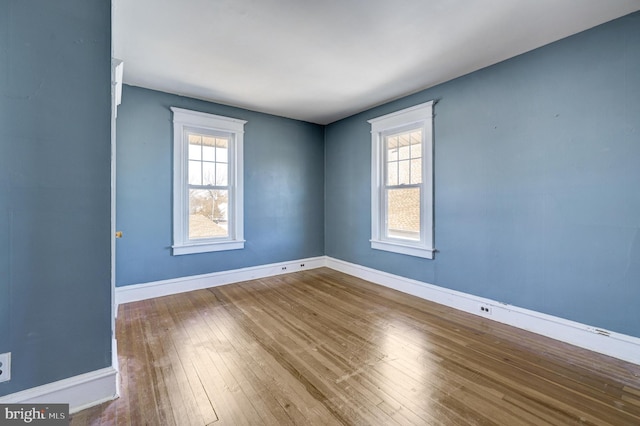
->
[369,101,434,259]
[171,107,245,255]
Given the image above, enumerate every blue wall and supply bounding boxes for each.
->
[0,0,112,396]
[1,0,635,403]
[115,86,325,286]
[117,13,639,337]
[325,13,640,338]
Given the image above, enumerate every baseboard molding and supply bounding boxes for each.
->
[114,254,640,365]
[325,257,640,365]
[115,256,326,306]
[0,367,118,414]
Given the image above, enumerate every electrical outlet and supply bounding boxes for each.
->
[0,352,11,383]
[479,304,492,315]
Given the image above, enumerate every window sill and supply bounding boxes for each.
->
[172,240,245,256]
[370,240,434,259]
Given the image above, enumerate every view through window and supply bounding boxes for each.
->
[187,131,230,239]
[369,100,434,259]
[384,128,422,240]
[171,107,245,255]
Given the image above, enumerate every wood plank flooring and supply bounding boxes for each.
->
[71,268,640,425]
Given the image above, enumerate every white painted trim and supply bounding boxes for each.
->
[325,257,640,365]
[369,101,435,259]
[116,256,326,305]
[112,59,123,114]
[171,107,246,256]
[172,239,245,255]
[0,367,118,414]
[368,100,435,130]
[170,107,247,129]
[370,240,435,259]
[110,40,120,397]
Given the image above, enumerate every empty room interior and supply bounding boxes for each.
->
[2,0,640,424]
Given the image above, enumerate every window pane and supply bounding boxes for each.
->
[410,158,422,184]
[188,135,201,160]
[387,143,398,162]
[410,133,422,158]
[202,143,215,161]
[398,159,410,185]
[386,135,398,150]
[386,187,420,241]
[189,189,229,239]
[387,161,398,186]
[188,160,201,185]
[216,138,228,162]
[202,162,216,185]
[398,135,410,160]
[217,163,228,186]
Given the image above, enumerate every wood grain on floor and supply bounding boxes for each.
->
[71,268,640,425]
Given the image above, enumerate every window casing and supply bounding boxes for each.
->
[171,107,246,255]
[369,101,434,259]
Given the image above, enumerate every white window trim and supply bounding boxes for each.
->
[368,101,435,259]
[171,107,246,255]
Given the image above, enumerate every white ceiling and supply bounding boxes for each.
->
[113,0,640,125]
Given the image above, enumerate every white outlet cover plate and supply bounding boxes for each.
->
[0,352,11,382]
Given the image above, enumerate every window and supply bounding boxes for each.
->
[171,107,246,255]
[369,101,434,259]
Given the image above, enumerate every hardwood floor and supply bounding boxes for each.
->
[71,268,640,425]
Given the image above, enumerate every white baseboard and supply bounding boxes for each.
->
[0,367,118,414]
[3,256,632,416]
[325,257,640,365]
[114,254,640,366]
[115,256,326,305]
